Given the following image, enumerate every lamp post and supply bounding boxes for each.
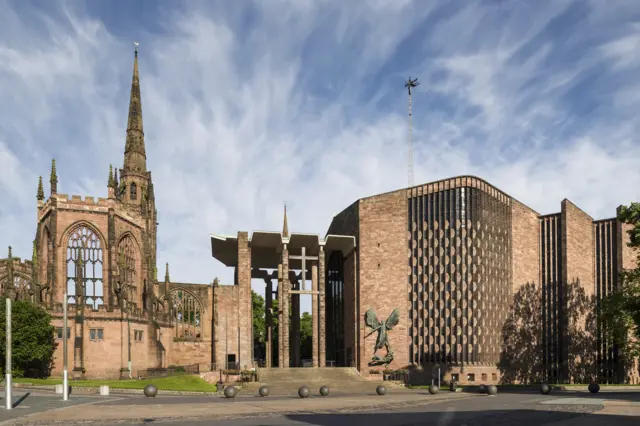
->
[63,291,69,401]
[5,297,12,410]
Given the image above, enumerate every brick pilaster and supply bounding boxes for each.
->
[312,264,318,367]
[237,232,252,369]
[265,278,273,368]
[282,244,290,368]
[277,264,283,367]
[319,246,326,367]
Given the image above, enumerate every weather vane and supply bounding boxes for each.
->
[134,41,139,54]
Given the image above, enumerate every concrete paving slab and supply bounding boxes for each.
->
[541,397,605,406]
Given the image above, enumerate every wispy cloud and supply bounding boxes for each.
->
[1,1,639,311]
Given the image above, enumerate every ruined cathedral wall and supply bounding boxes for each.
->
[113,213,149,309]
[48,305,172,379]
[50,200,110,306]
[166,282,214,372]
[207,284,242,370]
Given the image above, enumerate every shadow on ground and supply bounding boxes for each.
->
[284,409,635,426]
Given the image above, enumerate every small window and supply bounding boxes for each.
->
[467,373,475,382]
[451,373,459,382]
[56,327,71,339]
[134,330,144,342]
[130,183,137,200]
[491,373,497,382]
[481,373,487,381]
[90,328,104,341]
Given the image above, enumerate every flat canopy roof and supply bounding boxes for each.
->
[210,231,356,270]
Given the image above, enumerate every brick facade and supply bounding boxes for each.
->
[327,175,640,385]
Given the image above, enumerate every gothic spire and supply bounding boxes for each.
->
[123,43,147,174]
[37,176,44,201]
[50,159,58,194]
[282,203,289,238]
[108,164,114,188]
[164,262,170,283]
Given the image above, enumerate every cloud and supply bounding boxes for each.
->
[1,1,640,314]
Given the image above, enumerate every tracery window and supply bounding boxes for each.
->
[66,225,104,309]
[130,183,137,200]
[13,275,34,302]
[117,235,139,308]
[171,289,202,339]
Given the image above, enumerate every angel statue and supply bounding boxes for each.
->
[364,307,400,366]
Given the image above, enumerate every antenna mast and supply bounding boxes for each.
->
[404,77,419,187]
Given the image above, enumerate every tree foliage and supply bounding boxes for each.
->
[498,280,596,384]
[0,299,57,378]
[600,202,640,370]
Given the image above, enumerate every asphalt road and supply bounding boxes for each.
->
[26,393,638,426]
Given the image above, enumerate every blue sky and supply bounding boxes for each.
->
[1,0,640,313]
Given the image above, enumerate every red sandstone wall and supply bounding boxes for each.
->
[511,200,540,292]
[50,313,172,379]
[211,284,243,370]
[358,189,409,372]
[561,200,595,296]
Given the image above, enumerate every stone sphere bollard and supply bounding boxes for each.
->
[428,384,439,395]
[540,384,551,395]
[478,384,486,393]
[588,383,600,394]
[224,385,237,398]
[376,385,387,396]
[259,386,270,397]
[486,385,498,396]
[143,384,158,398]
[298,386,310,398]
[319,386,330,396]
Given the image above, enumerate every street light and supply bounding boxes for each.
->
[5,297,12,410]
[63,291,69,401]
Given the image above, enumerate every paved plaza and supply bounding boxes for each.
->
[0,387,639,425]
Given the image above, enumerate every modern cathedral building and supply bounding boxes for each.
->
[0,49,638,384]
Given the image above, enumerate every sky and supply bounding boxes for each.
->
[1,0,640,315]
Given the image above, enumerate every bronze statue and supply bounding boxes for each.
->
[365,307,400,366]
[405,76,420,95]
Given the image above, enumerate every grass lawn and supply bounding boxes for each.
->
[13,374,217,392]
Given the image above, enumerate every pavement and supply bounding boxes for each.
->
[0,387,638,425]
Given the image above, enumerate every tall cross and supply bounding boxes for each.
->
[289,247,318,291]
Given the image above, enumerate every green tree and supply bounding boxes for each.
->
[0,299,57,378]
[252,291,265,345]
[300,312,312,360]
[601,202,640,375]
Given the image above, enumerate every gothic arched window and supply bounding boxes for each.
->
[14,274,34,302]
[170,289,202,339]
[130,183,137,200]
[117,235,139,308]
[66,225,104,309]
[41,228,52,304]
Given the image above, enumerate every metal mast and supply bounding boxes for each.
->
[404,77,419,187]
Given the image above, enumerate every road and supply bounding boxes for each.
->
[1,389,639,425]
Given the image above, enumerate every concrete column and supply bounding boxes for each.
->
[265,278,273,368]
[292,283,300,367]
[277,264,283,368]
[319,246,326,367]
[236,232,252,369]
[312,264,318,367]
[282,245,290,368]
